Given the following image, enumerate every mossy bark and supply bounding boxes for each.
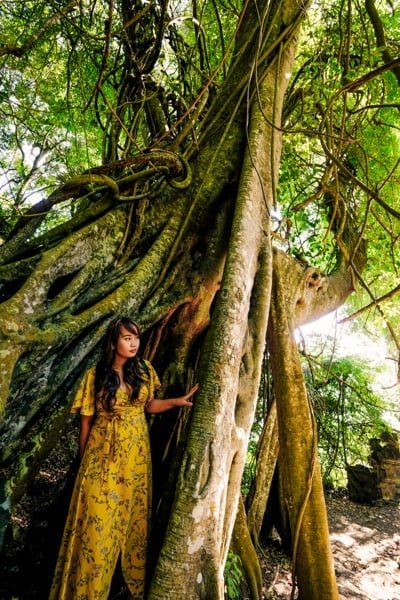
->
[148,143,270,600]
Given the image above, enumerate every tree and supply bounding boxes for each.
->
[0,1,399,598]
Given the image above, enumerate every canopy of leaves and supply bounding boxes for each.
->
[0,0,241,227]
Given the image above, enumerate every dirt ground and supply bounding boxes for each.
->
[260,495,400,600]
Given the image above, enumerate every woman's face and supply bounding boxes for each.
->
[115,324,140,360]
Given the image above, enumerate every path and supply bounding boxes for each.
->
[261,496,400,599]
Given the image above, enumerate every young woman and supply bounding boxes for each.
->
[49,317,197,600]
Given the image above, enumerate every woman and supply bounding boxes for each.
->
[49,317,197,600]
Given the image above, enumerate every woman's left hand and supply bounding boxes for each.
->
[174,383,199,407]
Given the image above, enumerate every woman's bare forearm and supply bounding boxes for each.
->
[145,384,198,414]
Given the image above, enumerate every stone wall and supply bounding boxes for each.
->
[370,432,400,501]
[346,432,400,503]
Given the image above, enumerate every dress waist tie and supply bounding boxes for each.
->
[97,407,138,485]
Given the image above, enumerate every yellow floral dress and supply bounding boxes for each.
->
[49,360,160,600]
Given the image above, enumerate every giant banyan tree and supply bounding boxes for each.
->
[1,0,399,598]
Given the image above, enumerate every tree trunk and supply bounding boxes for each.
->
[231,496,263,600]
[246,400,279,548]
[148,6,307,597]
[268,252,339,600]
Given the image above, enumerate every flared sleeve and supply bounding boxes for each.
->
[70,367,96,416]
[144,360,161,402]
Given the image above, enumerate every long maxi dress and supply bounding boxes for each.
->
[49,360,160,600]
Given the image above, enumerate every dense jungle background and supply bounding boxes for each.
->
[0,0,399,598]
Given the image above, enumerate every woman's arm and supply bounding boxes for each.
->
[79,414,95,458]
[145,384,198,414]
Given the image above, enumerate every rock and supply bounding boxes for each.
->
[346,464,381,504]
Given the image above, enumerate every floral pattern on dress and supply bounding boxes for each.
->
[49,360,160,600]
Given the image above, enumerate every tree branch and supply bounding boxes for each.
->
[0,1,78,58]
[365,0,400,86]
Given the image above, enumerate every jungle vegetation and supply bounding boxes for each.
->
[0,0,399,598]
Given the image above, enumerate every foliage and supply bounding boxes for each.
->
[224,550,243,600]
[305,356,393,487]
[246,346,395,492]
[0,10,101,232]
[277,0,400,344]
[0,0,242,219]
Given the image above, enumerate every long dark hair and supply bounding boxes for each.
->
[94,316,148,410]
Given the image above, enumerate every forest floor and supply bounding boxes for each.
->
[260,493,400,600]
